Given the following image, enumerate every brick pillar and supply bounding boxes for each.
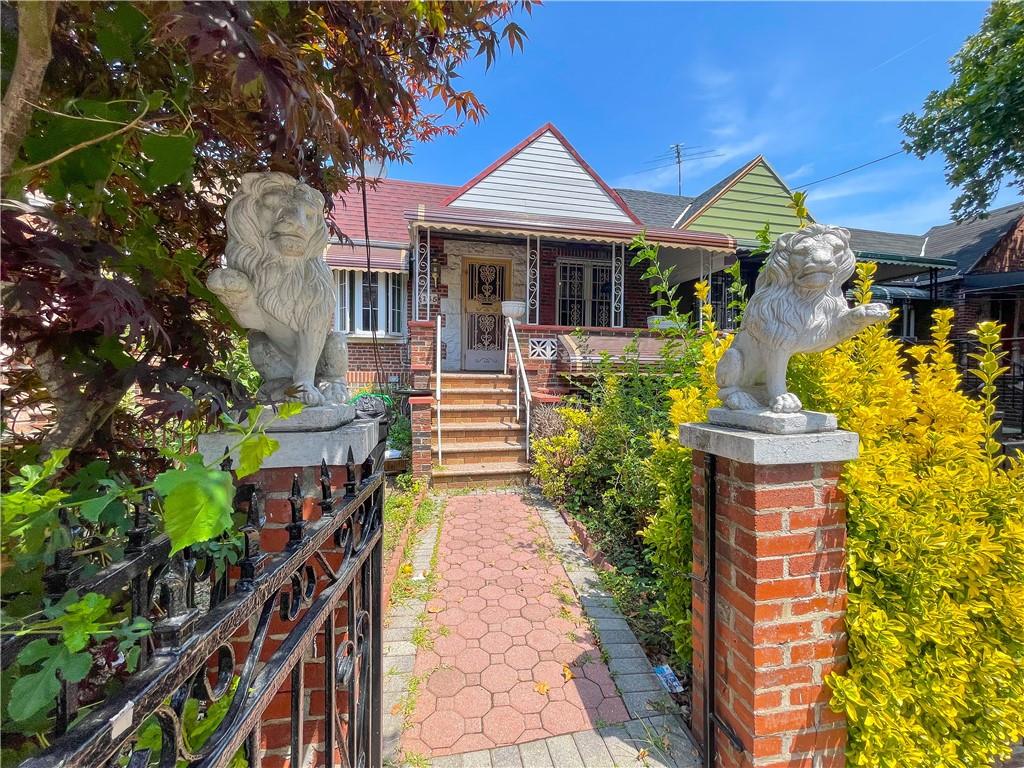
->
[680,423,858,768]
[409,395,433,479]
[199,420,382,768]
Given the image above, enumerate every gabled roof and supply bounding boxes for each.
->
[442,123,642,225]
[922,201,1024,275]
[676,156,768,228]
[614,189,693,229]
[332,179,454,244]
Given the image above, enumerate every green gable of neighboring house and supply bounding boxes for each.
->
[678,156,807,247]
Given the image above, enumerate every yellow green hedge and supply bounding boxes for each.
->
[645,266,1024,766]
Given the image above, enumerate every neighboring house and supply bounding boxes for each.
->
[911,202,1023,340]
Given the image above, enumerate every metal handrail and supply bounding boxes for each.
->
[435,315,443,464]
[504,316,533,460]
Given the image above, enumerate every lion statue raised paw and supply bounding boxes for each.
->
[716,224,889,413]
[207,172,349,407]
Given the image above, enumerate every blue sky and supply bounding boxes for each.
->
[394,1,1022,235]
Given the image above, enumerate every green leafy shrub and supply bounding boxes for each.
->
[531,236,704,663]
[648,261,1024,766]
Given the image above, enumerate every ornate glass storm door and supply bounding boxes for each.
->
[463,258,509,370]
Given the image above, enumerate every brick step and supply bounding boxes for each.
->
[439,387,519,406]
[432,442,526,465]
[430,373,514,390]
[432,429,525,447]
[430,461,532,490]
[432,404,519,424]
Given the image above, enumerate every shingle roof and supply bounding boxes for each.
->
[845,227,926,258]
[331,178,455,244]
[921,201,1024,275]
[613,188,693,229]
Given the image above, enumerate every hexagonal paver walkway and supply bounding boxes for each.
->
[400,494,631,758]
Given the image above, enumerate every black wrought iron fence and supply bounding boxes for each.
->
[952,336,1024,439]
[2,451,384,768]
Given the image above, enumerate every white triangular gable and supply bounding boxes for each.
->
[448,130,634,223]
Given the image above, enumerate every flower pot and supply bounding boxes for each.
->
[502,300,527,321]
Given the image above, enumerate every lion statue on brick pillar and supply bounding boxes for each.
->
[716,223,890,413]
[208,172,349,406]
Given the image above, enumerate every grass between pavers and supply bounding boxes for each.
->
[391,496,451,767]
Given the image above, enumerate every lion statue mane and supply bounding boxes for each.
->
[208,172,348,406]
[716,223,889,413]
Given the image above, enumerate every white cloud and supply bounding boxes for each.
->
[784,163,815,183]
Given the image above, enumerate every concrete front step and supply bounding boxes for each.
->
[430,461,532,489]
[432,441,526,465]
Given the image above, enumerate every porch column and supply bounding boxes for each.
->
[414,226,432,321]
[526,234,541,325]
[612,242,625,327]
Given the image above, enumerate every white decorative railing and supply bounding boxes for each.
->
[435,314,443,464]
[503,316,533,460]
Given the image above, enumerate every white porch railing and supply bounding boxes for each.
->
[503,316,532,460]
[435,314,443,464]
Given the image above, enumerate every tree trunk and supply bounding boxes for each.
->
[32,344,131,458]
[1,2,58,178]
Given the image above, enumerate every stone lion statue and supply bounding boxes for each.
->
[208,172,348,406]
[716,223,889,413]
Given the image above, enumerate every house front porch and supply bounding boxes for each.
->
[403,212,734,486]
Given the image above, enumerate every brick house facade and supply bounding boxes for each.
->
[328,123,736,393]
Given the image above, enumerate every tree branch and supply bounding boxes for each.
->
[1,2,59,179]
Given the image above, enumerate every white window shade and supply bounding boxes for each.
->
[333,269,406,336]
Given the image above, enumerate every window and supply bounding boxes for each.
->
[333,270,405,335]
[557,261,614,327]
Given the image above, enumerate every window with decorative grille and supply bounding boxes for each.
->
[557,261,614,327]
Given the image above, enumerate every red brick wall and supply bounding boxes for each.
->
[973,217,1024,274]
[346,340,407,388]
[690,452,848,768]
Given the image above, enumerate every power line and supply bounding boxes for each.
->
[795,150,904,190]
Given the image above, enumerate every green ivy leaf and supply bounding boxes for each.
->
[140,133,196,189]
[78,489,120,523]
[155,459,235,554]
[60,593,112,652]
[276,402,305,420]
[9,642,93,723]
[237,433,279,479]
[95,4,148,64]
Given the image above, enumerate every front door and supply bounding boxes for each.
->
[463,258,510,370]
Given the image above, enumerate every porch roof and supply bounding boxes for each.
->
[404,205,735,252]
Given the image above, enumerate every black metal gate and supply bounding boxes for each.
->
[5,455,384,768]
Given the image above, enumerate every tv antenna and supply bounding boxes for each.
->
[637,144,724,196]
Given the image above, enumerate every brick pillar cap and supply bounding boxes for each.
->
[198,417,381,469]
[680,422,859,465]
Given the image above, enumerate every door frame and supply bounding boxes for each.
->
[461,256,513,371]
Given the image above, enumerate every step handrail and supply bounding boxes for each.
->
[503,316,532,460]
[435,314,443,464]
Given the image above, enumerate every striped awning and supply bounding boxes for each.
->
[324,243,407,272]
[844,285,932,302]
